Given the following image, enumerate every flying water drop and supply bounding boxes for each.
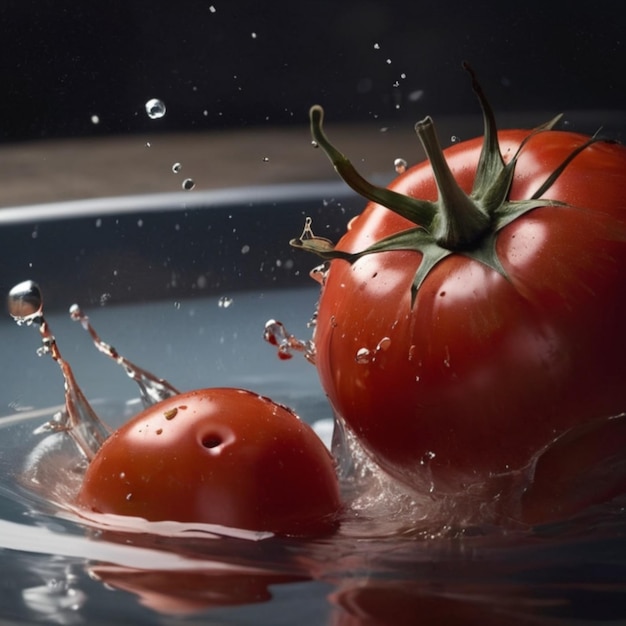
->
[7,281,110,460]
[8,280,43,326]
[394,158,408,174]
[145,98,166,120]
[263,319,316,364]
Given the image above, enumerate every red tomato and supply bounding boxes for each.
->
[75,388,341,536]
[297,81,626,523]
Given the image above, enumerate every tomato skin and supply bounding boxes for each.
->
[75,388,341,536]
[313,130,626,516]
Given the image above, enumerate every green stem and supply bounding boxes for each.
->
[414,117,490,250]
[309,105,437,228]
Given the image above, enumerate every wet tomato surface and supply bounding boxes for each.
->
[297,74,626,523]
[76,388,341,536]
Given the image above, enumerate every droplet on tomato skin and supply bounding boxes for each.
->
[355,348,371,364]
[375,337,391,353]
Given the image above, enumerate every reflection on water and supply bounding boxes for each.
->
[1,293,626,625]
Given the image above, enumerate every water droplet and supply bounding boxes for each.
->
[376,337,391,352]
[394,158,408,174]
[172,162,182,173]
[99,293,111,306]
[261,156,269,162]
[9,285,111,459]
[182,178,195,191]
[8,280,43,325]
[386,58,392,65]
[408,89,424,102]
[218,296,233,308]
[69,303,180,406]
[309,262,330,285]
[241,244,250,254]
[251,32,257,39]
[311,140,319,149]
[145,98,166,120]
[90,114,100,125]
[373,43,380,50]
[209,5,216,12]
[263,319,316,364]
[355,348,371,364]
[451,135,460,144]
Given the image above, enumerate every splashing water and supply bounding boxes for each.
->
[69,304,180,407]
[263,319,316,364]
[7,282,110,460]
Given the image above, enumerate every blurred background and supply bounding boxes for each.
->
[0,0,623,205]
[1,0,623,139]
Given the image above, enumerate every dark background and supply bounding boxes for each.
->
[1,0,624,143]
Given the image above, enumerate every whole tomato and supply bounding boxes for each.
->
[75,388,341,536]
[294,70,626,523]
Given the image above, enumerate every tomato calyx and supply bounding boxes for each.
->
[291,65,605,303]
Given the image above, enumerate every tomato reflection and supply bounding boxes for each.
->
[89,564,308,616]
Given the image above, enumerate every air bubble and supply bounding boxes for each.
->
[182,178,195,191]
[145,98,166,119]
[172,162,182,173]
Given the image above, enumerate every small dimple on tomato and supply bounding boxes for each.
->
[75,388,342,536]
